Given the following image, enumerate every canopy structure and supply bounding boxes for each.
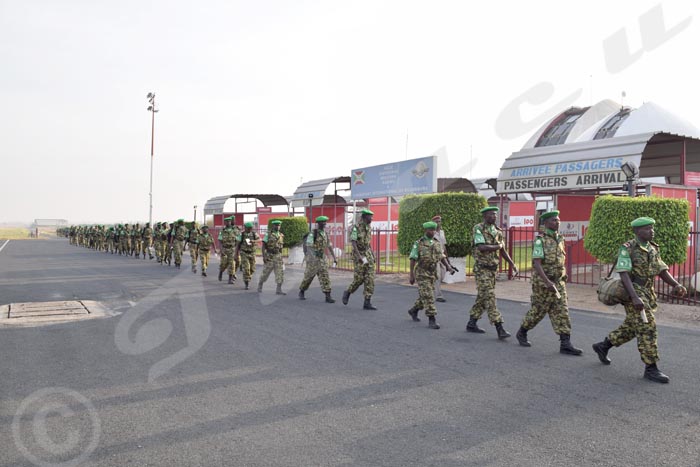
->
[498,100,700,195]
[203,194,289,215]
[290,176,351,208]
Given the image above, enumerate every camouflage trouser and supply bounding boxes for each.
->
[172,240,184,265]
[154,239,162,260]
[142,238,152,258]
[521,276,571,334]
[412,269,437,317]
[219,246,237,277]
[240,250,256,282]
[199,249,211,272]
[259,253,284,285]
[106,239,114,253]
[300,255,331,293]
[346,255,375,298]
[190,245,199,270]
[133,238,143,256]
[161,241,171,263]
[120,238,129,255]
[608,288,659,364]
[470,264,503,324]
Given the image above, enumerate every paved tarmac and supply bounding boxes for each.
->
[1,240,699,467]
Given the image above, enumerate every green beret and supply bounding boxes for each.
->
[244,222,254,228]
[316,216,329,222]
[631,217,655,228]
[423,221,438,229]
[223,216,233,221]
[270,220,282,225]
[177,219,184,223]
[540,210,560,221]
[201,225,209,229]
[480,206,499,214]
[361,209,374,216]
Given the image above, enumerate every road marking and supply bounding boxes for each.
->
[0,240,9,253]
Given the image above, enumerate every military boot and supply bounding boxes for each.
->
[363,298,377,310]
[466,318,485,334]
[244,281,249,290]
[218,270,223,281]
[342,290,350,305]
[495,322,511,340]
[257,282,263,293]
[559,334,583,355]
[516,326,531,347]
[298,289,306,300]
[428,316,440,329]
[644,363,670,384]
[192,266,197,274]
[407,306,421,322]
[325,292,335,303]
[275,284,286,295]
[228,275,234,284]
[592,337,613,365]
[202,271,207,277]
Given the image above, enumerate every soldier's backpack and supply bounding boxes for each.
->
[597,267,629,306]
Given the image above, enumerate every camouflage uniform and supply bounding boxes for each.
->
[346,222,375,298]
[238,230,260,283]
[120,225,130,255]
[409,235,444,317]
[300,229,332,293]
[521,229,571,334]
[187,226,200,272]
[470,222,505,325]
[259,229,285,286]
[608,239,668,364]
[132,224,142,257]
[197,230,215,273]
[218,225,238,278]
[106,228,115,253]
[172,223,187,266]
[142,225,153,259]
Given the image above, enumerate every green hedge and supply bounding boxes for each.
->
[269,217,309,248]
[397,193,488,257]
[584,195,689,264]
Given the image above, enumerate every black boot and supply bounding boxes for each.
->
[592,337,613,365]
[559,334,583,356]
[257,282,263,293]
[325,292,335,303]
[516,326,531,347]
[276,284,286,295]
[244,281,249,290]
[466,318,486,334]
[202,271,207,277]
[218,270,223,281]
[228,275,234,284]
[495,322,511,340]
[342,290,350,305]
[644,363,670,384]
[428,316,440,329]
[298,289,306,300]
[407,306,421,322]
[363,298,377,310]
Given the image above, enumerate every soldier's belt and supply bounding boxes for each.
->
[476,263,498,271]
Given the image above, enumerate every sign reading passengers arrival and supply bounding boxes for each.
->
[497,156,635,193]
[351,156,437,199]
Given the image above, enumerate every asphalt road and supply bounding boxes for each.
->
[1,240,699,467]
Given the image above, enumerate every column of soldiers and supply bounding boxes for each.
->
[66,208,688,384]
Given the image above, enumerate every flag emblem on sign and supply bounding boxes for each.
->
[353,170,365,185]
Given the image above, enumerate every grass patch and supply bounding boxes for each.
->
[0,228,31,239]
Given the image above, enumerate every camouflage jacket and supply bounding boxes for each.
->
[197,232,215,251]
[472,222,503,268]
[350,222,373,258]
[218,226,237,248]
[174,225,187,241]
[306,229,330,258]
[532,228,566,280]
[142,227,152,239]
[263,230,284,255]
[614,238,668,293]
[238,230,260,253]
[186,228,200,245]
[409,235,444,274]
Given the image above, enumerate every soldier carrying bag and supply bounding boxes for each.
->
[597,267,629,306]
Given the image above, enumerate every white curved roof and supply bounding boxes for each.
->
[525,100,700,149]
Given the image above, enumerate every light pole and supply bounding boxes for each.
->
[621,161,638,197]
[193,205,197,222]
[146,92,159,225]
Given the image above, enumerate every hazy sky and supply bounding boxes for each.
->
[2,0,698,223]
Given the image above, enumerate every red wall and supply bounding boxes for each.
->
[557,195,597,266]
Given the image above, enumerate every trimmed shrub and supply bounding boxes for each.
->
[584,195,689,264]
[269,217,309,248]
[398,193,488,257]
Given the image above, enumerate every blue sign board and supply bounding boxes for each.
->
[350,156,437,199]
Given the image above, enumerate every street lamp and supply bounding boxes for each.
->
[146,92,159,225]
[193,205,198,222]
[621,161,638,197]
